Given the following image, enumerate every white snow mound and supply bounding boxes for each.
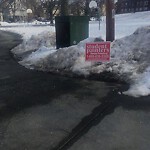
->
[13,26,150,97]
[11,31,56,54]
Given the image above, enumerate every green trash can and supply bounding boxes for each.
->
[55,16,89,49]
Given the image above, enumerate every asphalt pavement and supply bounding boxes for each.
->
[0,30,150,150]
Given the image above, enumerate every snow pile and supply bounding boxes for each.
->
[111,26,150,97]
[0,22,10,26]
[15,26,150,97]
[20,46,57,69]
[18,37,103,75]
[12,31,56,55]
[123,67,150,97]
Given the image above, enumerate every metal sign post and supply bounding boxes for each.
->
[106,0,115,42]
[98,8,101,30]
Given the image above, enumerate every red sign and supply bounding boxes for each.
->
[85,42,111,62]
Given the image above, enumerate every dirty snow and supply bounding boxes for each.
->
[1,11,150,97]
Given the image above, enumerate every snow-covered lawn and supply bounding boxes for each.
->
[0,11,150,98]
[0,25,55,40]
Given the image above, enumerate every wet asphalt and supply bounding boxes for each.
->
[0,30,150,150]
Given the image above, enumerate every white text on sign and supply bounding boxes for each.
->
[85,42,111,62]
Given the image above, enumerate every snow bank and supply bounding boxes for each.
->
[111,26,150,97]
[12,31,56,54]
[123,67,150,97]
[18,37,103,75]
[14,26,150,98]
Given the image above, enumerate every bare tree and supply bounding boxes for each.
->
[22,0,40,17]
[84,0,90,15]
[69,0,85,15]
[0,0,17,21]
[133,0,137,13]
[41,0,60,24]
[60,0,68,15]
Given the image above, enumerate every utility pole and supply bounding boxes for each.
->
[106,0,115,42]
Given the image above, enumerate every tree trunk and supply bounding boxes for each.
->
[49,10,54,25]
[60,0,68,16]
[133,0,137,13]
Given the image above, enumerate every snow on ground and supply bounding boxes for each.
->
[0,24,54,40]
[90,11,150,40]
[0,20,50,26]
[1,11,150,40]
[11,31,56,54]
[1,11,150,97]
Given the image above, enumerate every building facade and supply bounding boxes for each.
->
[0,0,27,22]
[116,0,150,14]
[11,0,27,22]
